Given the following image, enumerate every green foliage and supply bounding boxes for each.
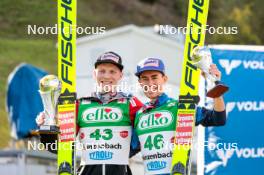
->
[0,0,262,43]
[207,0,262,44]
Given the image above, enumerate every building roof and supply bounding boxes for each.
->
[77,24,184,51]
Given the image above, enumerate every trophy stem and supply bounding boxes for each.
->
[206,81,229,98]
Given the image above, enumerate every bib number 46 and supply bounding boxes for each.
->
[144,134,164,150]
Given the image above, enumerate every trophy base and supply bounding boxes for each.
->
[36,125,60,134]
[206,81,229,98]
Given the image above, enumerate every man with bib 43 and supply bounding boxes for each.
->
[132,58,226,175]
[37,52,143,175]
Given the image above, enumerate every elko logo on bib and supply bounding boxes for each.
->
[139,111,173,130]
[82,107,123,122]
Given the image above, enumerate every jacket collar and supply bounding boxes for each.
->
[89,91,130,104]
[142,93,172,112]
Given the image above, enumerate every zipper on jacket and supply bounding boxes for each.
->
[102,164,105,175]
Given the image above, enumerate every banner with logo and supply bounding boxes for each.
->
[203,45,264,175]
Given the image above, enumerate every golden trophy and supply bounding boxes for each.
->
[191,46,229,98]
[37,75,61,134]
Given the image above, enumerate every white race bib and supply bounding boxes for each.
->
[139,131,175,175]
[79,126,131,165]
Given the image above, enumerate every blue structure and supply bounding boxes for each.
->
[6,63,47,139]
[204,46,264,174]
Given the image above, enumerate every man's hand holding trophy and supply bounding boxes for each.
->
[35,75,61,134]
[191,46,229,98]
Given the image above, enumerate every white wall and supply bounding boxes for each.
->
[76,28,184,101]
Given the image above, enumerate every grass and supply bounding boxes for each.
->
[0,0,57,39]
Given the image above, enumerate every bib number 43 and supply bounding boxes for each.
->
[90,129,113,140]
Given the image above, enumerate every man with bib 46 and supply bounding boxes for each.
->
[37,52,143,175]
[132,58,226,175]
